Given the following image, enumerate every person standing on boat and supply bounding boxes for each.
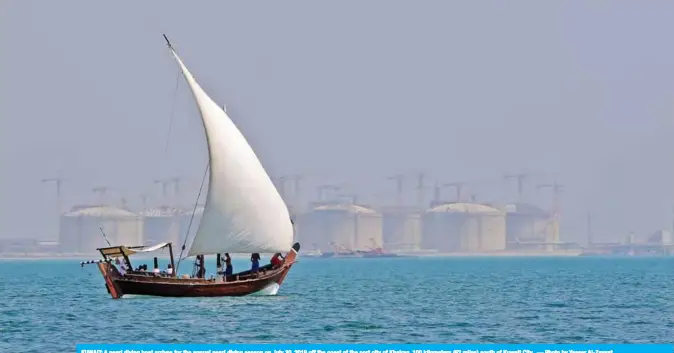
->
[224,253,233,277]
[196,255,206,278]
[115,258,127,276]
[166,263,174,276]
[250,253,260,273]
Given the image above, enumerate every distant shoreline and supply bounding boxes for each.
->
[412,250,584,257]
[4,249,672,260]
[0,253,296,260]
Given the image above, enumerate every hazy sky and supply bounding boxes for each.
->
[2,1,674,243]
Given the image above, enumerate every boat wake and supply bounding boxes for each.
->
[119,294,146,299]
[253,283,280,296]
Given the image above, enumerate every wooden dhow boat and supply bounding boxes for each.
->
[84,35,300,298]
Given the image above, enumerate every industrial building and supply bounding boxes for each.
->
[380,206,422,251]
[58,205,143,254]
[295,202,383,252]
[140,206,182,246]
[503,203,557,250]
[421,202,506,252]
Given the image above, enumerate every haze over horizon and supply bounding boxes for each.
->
[2,1,674,244]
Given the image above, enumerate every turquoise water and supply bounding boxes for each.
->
[1,256,673,352]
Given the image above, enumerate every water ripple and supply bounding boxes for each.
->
[0,256,672,349]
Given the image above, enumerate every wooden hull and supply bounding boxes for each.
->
[97,243,300,299]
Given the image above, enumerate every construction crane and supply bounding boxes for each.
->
[443,182,468,201]
[317,184,342,201]
[386,174,405,206]
[537,181,564,215]
[41,176,66,211]
[169,177,182,202]
[41,177,65,199]
[92,186,110,204]
[337,193,358,205]
[537,181,564,244]
[120,196,129,210]
[432,181,441,205]
[153,178,173,200]
[504,172,529,201]
[42,175,66,240]
[415,172,426,209]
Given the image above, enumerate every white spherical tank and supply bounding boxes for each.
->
[58,212,82,254]
[140,207,181,246]
[504,203,555,248]
[422,202,506,252]
[59,205,143,254]
[296,202,383,252]
[381,207,422,251]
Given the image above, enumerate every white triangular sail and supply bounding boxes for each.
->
[167,43,293,256]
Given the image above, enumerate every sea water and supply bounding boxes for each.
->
[0,256,672,352]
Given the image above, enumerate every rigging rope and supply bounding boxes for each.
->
[163,72,181,157]
[176,161,209,273]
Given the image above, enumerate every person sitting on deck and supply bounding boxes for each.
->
[250,253,260,273]
[270,253,284,268]
[166,264,174,276]
[224,253,233,277]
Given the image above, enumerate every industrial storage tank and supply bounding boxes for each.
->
[58,205,143,254]
[421,202,506,252]
[140,206,181,246]
[295,202,383,252]
[380,206,422,251]
[504,203,556,249]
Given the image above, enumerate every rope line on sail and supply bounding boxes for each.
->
[176,161,209,273]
